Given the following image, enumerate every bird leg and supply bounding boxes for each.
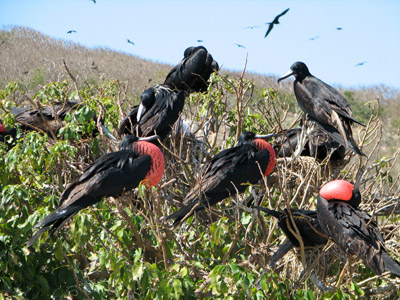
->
[293,120,316,159]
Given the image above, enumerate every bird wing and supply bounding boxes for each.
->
[264,23,274,38]
[277,8,290,19]
[317,196,385,274]
[34,151,151,234]
[138,87,185,139]
[164,47,214,92]
[118,105,139,135]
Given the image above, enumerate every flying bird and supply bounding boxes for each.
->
[317,179,400,277]
[308,36,321,41]
[118,85,185,141]
[264,8,290,38]
[27,135,164,246]
[336,27,343,31]
[166,132,276,227]
[355,61,366,67]
[243,25,260,30]
[90,0,96,3]
[235,43,246,49]
[163,46,219,93]
[67,30,77,34]
[127,39,135,46]
[196,39,204,43]
[277,62,366,156]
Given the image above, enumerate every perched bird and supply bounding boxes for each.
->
[163,46,219,93]
[255,207,327,247]
[127,39,135,46]
[118,85,185,141]
[67,30,77,34]
[0,122,17,150]
[274,127,346,161]
[11,101,116,140]
[264,8,290,38]
[277,62,366,156]
[317,179,400,277]
[255,206,327,266]
[166,132,276,226]
[27,135,164,246]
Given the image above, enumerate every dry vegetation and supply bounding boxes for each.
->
[1,26,400,299]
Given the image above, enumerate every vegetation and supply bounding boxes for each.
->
[1,26,400,299]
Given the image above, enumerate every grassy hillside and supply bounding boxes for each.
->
[1,26,400,299]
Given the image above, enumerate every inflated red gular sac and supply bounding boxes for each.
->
[27,135,165,247]
[317,178,400,277]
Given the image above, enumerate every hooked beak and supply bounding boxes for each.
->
[277,70,294,83]
[137,103,146,123]
[101,124,118,141]
[138,135,160,142]
[255,133,277,140]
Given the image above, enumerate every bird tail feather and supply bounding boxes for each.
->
[382,252,400,278]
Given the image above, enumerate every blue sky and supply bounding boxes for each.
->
[1,0,400,89]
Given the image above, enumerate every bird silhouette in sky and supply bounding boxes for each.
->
[127,39,135,46]
[336,27,343,30]
[197,40,203,43]
[90,0,96,4]
[235,43,246,49]
[67,30,77,34]
[264,8,290,38]
[308,36,320,41]
[243,25,260,30]
[355,61,367,67]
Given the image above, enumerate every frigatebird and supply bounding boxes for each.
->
[355,61,366,67]
[118,85,185,141]
[274,127,345,161]
[163,46,219,93]
[27,135,164,246]
[67,30,77,34]
[317,179,400,277]
[264,8,289,38]
[127,39,135,46]
[255,206,327,266]
[0,122,17,150]
[11,101,116,140]
[235,43,246,49]
[277,62,366,156]
[166,132,276,226]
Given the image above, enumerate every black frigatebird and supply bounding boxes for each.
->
[264,8,290,38]
[27,135,165,246]
[67,30,77,34]
[163,46,219,93]
[235,43,246,49]
[317,179,400,277]
[355,61,366,67]
[166,132,276,227]
[0,122,17,150]
[127,39,135,46]
[254,206,327,266]
[11,101,116,140]
[118,85,185,141]
[277,62,366,156]
[274,127,345,161]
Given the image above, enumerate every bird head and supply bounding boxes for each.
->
[238,132,276,176]
[277,61,311,83]
[137,87,156,123]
